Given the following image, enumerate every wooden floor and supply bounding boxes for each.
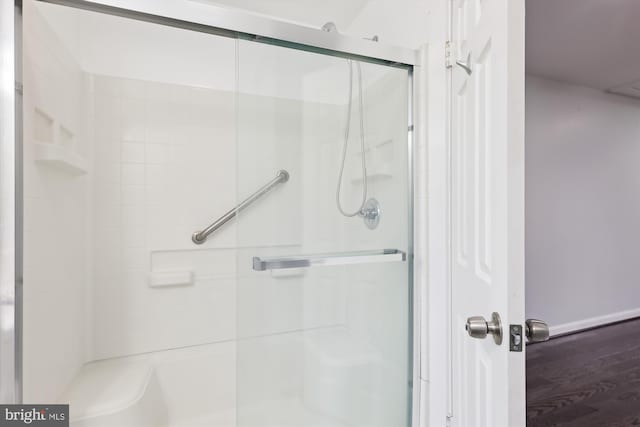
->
[527,318,640,426]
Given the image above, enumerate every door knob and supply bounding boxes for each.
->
[525,319,549,343]
[466,312,502,345]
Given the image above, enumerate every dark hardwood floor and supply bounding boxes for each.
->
[527,318,640,426]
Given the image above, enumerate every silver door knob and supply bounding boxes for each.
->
[525,319,549,343]
[466,312,502,345]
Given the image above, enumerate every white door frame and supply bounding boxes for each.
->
[422,0,526,424]
[418,0,453,425]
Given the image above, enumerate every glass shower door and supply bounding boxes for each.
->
[235,40,412,427]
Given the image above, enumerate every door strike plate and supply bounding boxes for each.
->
[510,324,523,352]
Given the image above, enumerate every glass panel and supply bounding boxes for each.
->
[236,40,411,427]
[23,2,411,424]
[23,3,240,423]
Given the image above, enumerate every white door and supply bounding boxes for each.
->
[450,0,526,425]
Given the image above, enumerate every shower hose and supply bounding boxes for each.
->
[336,59,368,217]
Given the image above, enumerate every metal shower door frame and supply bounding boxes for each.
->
[37,0,417,68]
[0,0,22,405]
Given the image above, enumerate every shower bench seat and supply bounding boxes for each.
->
[58,359,168,427]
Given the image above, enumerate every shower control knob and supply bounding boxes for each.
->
[525,319,549,343]
[360,198,381,229]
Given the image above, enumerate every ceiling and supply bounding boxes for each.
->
[527,0,640,91]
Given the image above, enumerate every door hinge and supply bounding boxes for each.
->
[15,82,23,94]
[445,41,453,69]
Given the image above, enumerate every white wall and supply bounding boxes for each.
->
[204,0,431,50]
[344,0,430,49]
[22,1,90,402]
[526,75,640,334]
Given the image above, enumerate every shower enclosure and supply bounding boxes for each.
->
[10,1,416,426]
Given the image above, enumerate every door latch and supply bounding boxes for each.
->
[510,319,549,351]
[509,325,523,352]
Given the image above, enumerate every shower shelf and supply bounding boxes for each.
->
[34,142,88,175]
[351,171,392,182]
[252,249,406,271]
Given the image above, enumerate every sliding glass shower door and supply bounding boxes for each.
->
[234,40,413,427]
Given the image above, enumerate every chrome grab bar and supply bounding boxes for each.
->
[192,169,290,244]
[252,249,406,271]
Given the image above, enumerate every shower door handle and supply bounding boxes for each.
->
[252,249,406,271]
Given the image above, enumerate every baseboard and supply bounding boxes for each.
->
[549,308,640,337]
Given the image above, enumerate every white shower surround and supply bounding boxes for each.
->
[23,1,419,426]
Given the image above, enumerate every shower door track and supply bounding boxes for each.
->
[36,0,418,68]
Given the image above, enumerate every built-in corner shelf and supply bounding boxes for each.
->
[350,139,395,183]
[33,108,88,176]
[35,142,88,176]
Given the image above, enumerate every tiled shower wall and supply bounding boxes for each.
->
[22,2,90,403]
[90,76,240,359]
[90,74,348,360]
